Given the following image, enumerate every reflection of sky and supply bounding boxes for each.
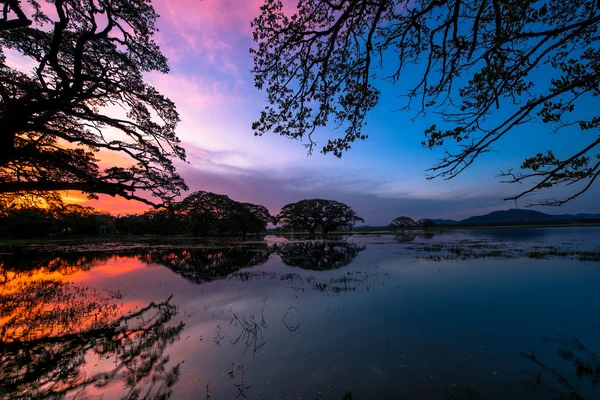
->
[8,0,600,224]
[23,228,597,399]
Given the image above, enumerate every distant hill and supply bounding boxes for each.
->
[432,219,458,225]
[434,209,600,226]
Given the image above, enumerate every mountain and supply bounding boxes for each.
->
[433,219,458,225]
[436,209,600,226]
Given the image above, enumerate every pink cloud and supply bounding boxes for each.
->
[151,0,264,74]
[154,0,264,36]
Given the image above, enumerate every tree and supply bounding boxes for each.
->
[391,216,416,228]
[276,199,364,234]
[58,203,113,235]
[0,0,187,207]
[251,0,600,206]
[0,201,114,237]
[230,202,273,238]
[177,191,237,236]
[0,1,32,31]
[416,218,438,228]
[177,191,273,237]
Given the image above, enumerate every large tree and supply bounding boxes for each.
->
[0,0,187,207]
[230,202,273,238]
[252,0,600,205]
[390,216,416,228]
[178,191,235,236]
[276,199,364,234]
[177,191,273,237]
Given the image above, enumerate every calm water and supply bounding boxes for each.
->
[1,227,600,399]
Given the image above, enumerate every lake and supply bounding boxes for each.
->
[1,227,599,399]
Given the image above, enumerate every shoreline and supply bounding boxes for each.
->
[0,223,599,245]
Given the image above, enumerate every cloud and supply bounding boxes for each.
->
[175,162,515,225]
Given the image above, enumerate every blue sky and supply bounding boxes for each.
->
[44,0,600,224]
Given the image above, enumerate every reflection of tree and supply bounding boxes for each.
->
[0,258,184,400]
[395,231,440,243]
[522,336,600,400]
[275,241,365,270]
[395,232,418,243]
[1,293,183,399]
[140,246,273,284]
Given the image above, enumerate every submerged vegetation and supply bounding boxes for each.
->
[408,241,600,262]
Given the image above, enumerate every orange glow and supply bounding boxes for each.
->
[0,256,149,343]
[60,192,152,214]
[49,146,156,214]
[73,256,147,279]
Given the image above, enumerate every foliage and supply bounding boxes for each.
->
[230,202,274,237]
[0,0,187,206]
[252,0,600,205]
[416,218,437,228]
[276,199,364,234]
[178,191,237,236]
[391,216,416,228]
[0,1,32,31]
[0,202,113,237]
[177,191,272,237]
[0,190,275,238]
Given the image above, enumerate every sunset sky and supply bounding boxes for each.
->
[11,0,600,225]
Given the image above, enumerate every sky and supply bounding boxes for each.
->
[13,0,600,225]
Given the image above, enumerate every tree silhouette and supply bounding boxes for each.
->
[252,0,600,205]
[230,202,273,239]
[276,199,364,234]
[416,218,438,228]
[0,0,32,31]
[177,191,273,237]
[0,0,187,206]
[0,202,114,237]
[391,216,416,228]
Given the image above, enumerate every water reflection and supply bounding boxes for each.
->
[1,229,599,399]
[0,258,184,400]
[0,250,115,276]
[140,246,273,284]
[138,241,366,283]
[274,241,365,270]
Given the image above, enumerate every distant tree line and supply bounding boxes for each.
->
[0,194,365,238]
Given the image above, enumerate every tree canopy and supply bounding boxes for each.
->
[0,0,187,207]
[276,199,364,234]
[416,218,437,228]
[251,0,600,205]
[177,191,273,237]
[391,216,416,228]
